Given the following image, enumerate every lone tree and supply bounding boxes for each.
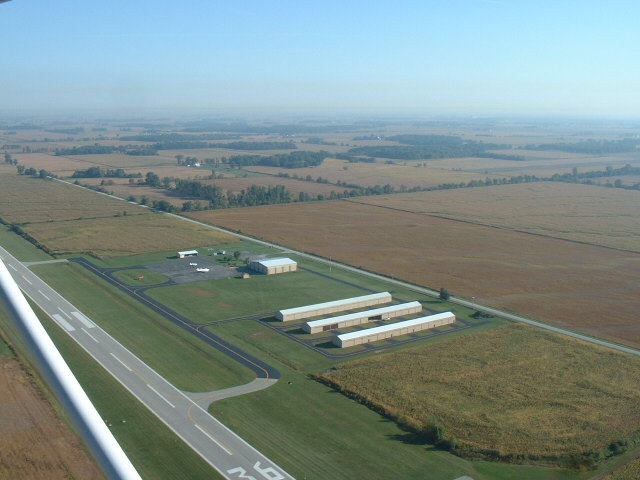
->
[439,287,451,301]
[233,251,241,260]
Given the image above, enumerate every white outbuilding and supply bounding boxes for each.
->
[277,292,392,322]
[177,250,198,258]
[304,301,422,333]
[250,257,297,275]
[333,311,456,348]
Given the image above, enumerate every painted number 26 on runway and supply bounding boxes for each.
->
[227,461,285,480]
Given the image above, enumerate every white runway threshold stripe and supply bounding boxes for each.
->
[52,313,75,332]
[71,311,95,328]
[147,384,176,408]
[109,352,132,372]
[195,424,233,455]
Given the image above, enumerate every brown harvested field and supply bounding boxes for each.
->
[244,157,504,189]
[423,151,640,176]
[0,173,235,257]
[189,200,640,348]
[14,153,92,176]
[0,355,104,479]
[68,153,176,168]
[352,182,640,252]
[319,323,640,462]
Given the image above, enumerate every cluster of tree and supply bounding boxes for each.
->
[475,152,526,161]
[119,133,239,142]
[302,136,336,145]
[523,138,640,154]
[45,127,84,135]
[334,153,376,163]
[71,167,142,179]
[352,135,382,141]
[225,150,329,168]
[172,179,292,209]
[345,144,488,160]
[54,145,158,156]
[209,141,296,150]
[179,121,375,135]
[386,134,465,146]
[16,165,55,179]
[4,153,17,165]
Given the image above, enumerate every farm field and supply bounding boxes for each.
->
[244,156,505,189]
[351,182,640,252]
[319,323,640,465]
[189,200,640,348]
[0,173,235,257]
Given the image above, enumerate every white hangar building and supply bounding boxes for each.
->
[277,292,392,322]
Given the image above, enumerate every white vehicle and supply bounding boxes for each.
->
[196,267,210,272]
[189,262,198,266]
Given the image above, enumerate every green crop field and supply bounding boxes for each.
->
[319,323,640,468]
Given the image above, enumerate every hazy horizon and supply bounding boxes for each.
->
[2,1,639,118]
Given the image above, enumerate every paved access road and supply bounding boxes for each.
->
[0,246,294,480]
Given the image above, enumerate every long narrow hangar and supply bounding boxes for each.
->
[250,257,297,275]
[303,301,422,333]
[277,292,392,322]
[333,311,456,348]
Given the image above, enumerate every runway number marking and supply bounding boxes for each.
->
[52,314,75,332]
[21,275,32,285]
[227,462,285,480]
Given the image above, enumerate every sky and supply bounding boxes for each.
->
[1,0,639,117]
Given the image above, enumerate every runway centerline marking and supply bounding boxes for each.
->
[38,290,50,301]
[9,264,17,271]
[21,275,32,285]
[195,424,233,455]
[109,352,132,372]
[147,384,175,408]
[58,307,71,319]
[52,314,75,332]
[81,328,99,343]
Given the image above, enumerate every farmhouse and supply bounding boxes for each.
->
[277,292,392,322]
[333,311,456,348]
[303,301,422,333]
[250,257,297,275]
[178,250,198,258]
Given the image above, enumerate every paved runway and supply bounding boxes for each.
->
[0,246,294,480]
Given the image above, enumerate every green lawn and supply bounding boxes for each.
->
[0,226,53,262]
[31,262,255,391]
[112,268,170,286]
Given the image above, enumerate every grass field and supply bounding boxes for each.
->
[112,268,170,286]
[352,182,640,252]
[31,262,255,392]
[0,225,52,262]
[319,323,640,466]
[188,200,640,349]
[604,459,640,480]
[209,319,598,480]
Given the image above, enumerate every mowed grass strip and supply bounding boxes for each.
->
[319,324,640,463]
[32,262,254,391]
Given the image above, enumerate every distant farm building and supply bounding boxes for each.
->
[277,292,392,322]
[303,301,422,334]
[178,250,198,258]
[333,311,456,348]
[250,258,297,275]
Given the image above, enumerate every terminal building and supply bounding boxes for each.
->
[333,311,456,348]
[277,292,392,322]
[303,301,422,334]
[250,258,297,275]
